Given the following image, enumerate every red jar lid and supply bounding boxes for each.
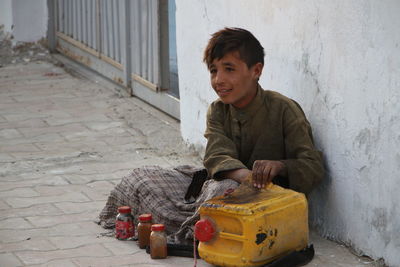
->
[118,206,131,214]
[151,224,165,231]
[139,214,152,222]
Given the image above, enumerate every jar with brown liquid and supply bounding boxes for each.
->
[150,224,167,259]
[137,214,152,249]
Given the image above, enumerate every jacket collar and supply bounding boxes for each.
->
[230,84,264,123]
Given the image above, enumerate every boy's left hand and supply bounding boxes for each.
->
[252,160,287,188]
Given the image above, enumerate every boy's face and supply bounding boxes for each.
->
[209,51,263,108]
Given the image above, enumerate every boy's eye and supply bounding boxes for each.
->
[226,67,234,72]
[210,69,217,74]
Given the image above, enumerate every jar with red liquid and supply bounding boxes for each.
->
[115,206,134,240]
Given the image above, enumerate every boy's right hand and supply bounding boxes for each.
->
[252,160,287,189]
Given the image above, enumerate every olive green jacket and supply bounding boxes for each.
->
[203,86,324,195]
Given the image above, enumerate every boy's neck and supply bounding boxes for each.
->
[232,83,259,109]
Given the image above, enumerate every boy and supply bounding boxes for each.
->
[98,27,324,243]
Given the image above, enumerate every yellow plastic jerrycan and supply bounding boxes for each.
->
[194,182,309,267]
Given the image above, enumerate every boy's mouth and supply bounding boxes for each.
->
[217,88,232,96]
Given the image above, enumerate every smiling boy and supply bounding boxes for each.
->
[98,27,324,244]
[203,28,324,194]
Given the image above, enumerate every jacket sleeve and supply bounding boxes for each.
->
[280,100,324,195]
[203,103,247,179]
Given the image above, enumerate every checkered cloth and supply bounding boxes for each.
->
[98,165,239,244]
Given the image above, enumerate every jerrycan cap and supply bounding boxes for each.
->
[195,219,215,242]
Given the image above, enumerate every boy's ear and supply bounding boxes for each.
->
[252,62,264,79]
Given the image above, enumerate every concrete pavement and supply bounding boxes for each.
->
[0,55,378,266]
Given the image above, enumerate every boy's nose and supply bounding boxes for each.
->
[214,72,225,85]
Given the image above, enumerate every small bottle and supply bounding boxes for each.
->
[150,224,167,259]
[137,214,152,249]
[115,206,134,240]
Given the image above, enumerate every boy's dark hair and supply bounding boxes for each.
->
[203,27,265,69]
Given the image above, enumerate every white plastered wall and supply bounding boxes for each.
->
[0,0,13,39]
[0,0,47,43]
[176,1,400,266]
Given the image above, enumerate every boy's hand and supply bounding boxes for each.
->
[252,160,287,188]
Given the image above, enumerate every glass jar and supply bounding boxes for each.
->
[115,206,134,240]
[137,213,152,249]
[150,224,167,259]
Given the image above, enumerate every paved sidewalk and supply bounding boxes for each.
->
[0,59,376,266]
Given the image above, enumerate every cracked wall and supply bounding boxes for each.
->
[176,1,400,266]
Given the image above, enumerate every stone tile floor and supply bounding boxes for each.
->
[0,58,378,266]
